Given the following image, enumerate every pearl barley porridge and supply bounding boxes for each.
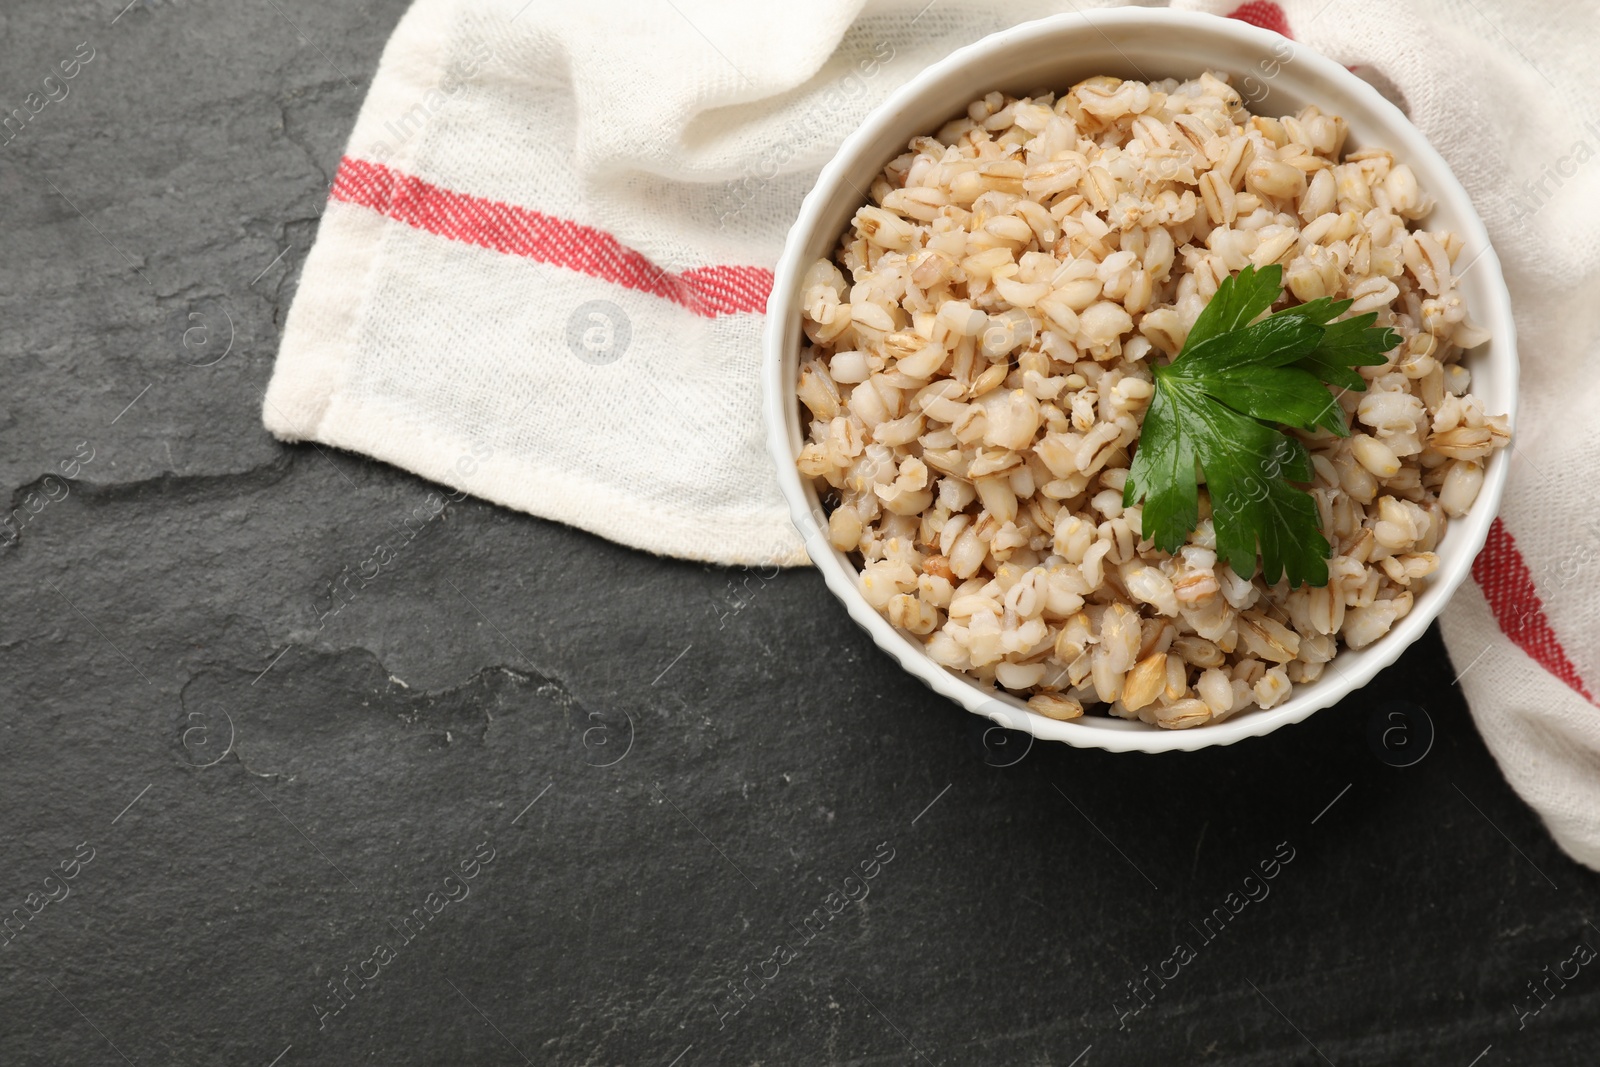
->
[794,72,1510,729]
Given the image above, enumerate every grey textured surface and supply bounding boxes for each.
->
[1,2,1597,1065]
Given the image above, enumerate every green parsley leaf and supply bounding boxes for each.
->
[1123,264,1400,587]
[1181,260,1285,348]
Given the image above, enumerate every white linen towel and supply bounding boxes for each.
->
[263,0,1600,867]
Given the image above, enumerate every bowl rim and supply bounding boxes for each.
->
[761,6,1518,753]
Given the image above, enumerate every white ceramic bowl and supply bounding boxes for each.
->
[762,8,1517,753]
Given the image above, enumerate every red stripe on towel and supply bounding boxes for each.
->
[1472,517,1595,703]
[1226,2,1293,38]
[328,157,773,318]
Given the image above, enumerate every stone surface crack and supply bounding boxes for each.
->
[276,98,335,187]
[1,456,298,554]
[31,453,293,500]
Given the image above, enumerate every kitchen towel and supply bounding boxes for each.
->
[263,0,1600,866]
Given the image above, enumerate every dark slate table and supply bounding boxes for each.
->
[2,2,1594,1064]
